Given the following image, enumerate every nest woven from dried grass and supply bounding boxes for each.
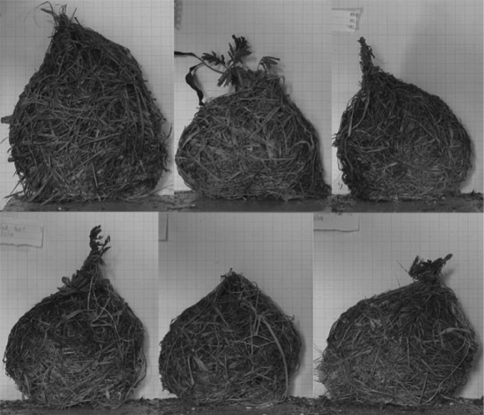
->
[1,5,168,204]
[176,70,330,201]
[334,38,472,201]
[159,270,301,405]
[316,254,478,407]
[3,226,146,409]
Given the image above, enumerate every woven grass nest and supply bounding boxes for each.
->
[175,35,330,201]
[334,38,472,201]
[1,5,168,204]
[3,226,146,409]
[159,269,301,406]
[316,254,478,407]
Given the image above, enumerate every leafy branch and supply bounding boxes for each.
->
[175,35,279,104]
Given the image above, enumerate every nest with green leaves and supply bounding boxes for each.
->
[334,38,472,201]
[1,4,168,204]
[159,269,301,406]
[175,35,330,200]
[317,254,478,407]
[3,226,146,409]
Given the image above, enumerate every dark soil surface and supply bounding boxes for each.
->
[2,195,176,212]
[171,191,332,212]
[1,396,482,415]
[3,192,482,213]
[331,192,483,213]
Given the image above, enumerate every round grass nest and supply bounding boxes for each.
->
[176,71,330,201]
[3,226,146,409]
[334,38,472,201]
[1,5,168,204]
[159,269,301,405]
[316,254,478,407]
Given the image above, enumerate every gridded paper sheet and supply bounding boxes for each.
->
[159,213,314,398]
[174,0,332,191]
[313,213,483,399]
[332,0,483,195]
[0,213,159,400]
[0,0,174,208]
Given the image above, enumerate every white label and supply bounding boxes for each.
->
[332,8,362,33]
[0,218,44,247]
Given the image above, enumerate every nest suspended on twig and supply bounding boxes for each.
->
[3,226,146,409]
[333,38,472,201]
[175,36,330,201]
[316,254,478,407]
[159,269,301,406]
[1,5,169,204]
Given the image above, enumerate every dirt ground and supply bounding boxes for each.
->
[0,396,482,415]
[331,192,483,213]
[3,192,481,213]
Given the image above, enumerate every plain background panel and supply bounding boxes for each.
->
[332,0,483,195]
[0,213,159,400]
[0,0,174,209]
[313,213,483,399]
[174,0,332,192]
[158,213,314,398]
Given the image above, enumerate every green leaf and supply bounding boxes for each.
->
[201,52,225,67]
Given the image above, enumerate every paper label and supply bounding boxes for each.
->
[332,8,362,33]
[0,217,44,247]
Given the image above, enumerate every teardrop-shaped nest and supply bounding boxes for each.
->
[159,270,301,405]
[176,71,331,201]
[2,5,169,203]
[3,226,146,409]
[316,254,478,406]
[334,38,472,201]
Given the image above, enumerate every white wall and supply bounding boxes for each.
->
[332,0,483,195]
[159,213,314,398]
[0,1,174,209]
[313,213,483,399]
[174,0,332,191]
[0,213,160,400]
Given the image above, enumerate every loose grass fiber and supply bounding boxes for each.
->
[176,71,330,201]
[334,38,472,201]
[159,269,301,405]
[317,254,478,407]
[1,4,168,203]
[3,226,146,409]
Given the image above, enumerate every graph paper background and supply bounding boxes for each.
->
[332,0,483,195]
[0,212,159,400]
[313,213,483,399]
[0,0,174,209]
[159,212,314,398]
[174,0,332,191]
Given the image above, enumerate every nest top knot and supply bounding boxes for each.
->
[358,37,376,74]
[408,254,453,283]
